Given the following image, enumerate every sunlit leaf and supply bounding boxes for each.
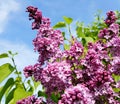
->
[0,78,14,102]
[112,74,120,82]
[76,26,85,38]
[113,88,120,93]
[0,53,8,59]
[63,16,73,25]
[53,22,66,29]
[0,63,14,83]
[5,88,16,104]
[51,93,60,103]
[38,90,47,98]
[11,85,32,104]
[62,32,66,40]
[85,37,94,43]
[64,44,70,50]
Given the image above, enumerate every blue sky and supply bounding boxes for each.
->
[0,0,120,70]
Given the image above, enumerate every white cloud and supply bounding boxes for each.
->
[0,0,20,33]
[0,39,38,71]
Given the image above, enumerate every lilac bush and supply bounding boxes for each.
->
[17,6,120,104]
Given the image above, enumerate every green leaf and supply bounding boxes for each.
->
[64,44,70,50]
[116,19,120,24]
[0,53,8,59]
[0,87,3,92]
[11,85,32,104]
[0,78,14,102]
[38,90,47,98]
[53,22,66,29]
[62,32,66,40]
[85,37,94,43]
[0,63,14,83]
[76,26,85,38]
[8,51,12,55]
[81,38,86,46]
[112,74,120,82]
[8,51,18,57]
[63,16,73,25]
[5,88,16,104]
[27,80,34,92]
[34,81,40,90]
[113,88,120,93]
[51,93,60,103]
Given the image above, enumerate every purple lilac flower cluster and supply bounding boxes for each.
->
[34,61,72,95]
[105,11,117,25]
[17,7,120,104]
[23,63,41,78]
[58,84,95,104]
[26,6,42,29]
[27,6,63,65]
[17,96,44,104]
[64,40,84,66]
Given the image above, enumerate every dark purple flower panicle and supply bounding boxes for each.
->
[58,84,95,104]
[34,61,72,95]
[16,96,44,104]
[98,23,119,40]
[105,11,117,25]
[26,6,42,29]
[64,40,84,66]
[98,28,110,39]
[111,56,120,75]
[26,6,64,65]
[81,46,104,71]
[107,36,120,57]
[23,63,41,78]
[23,65,34,78]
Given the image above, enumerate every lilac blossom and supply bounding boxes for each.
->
[27,6,63,65]
[94,83,119,104]
[111,56,120,75]
[109,23,119,35]
[58,84,95,104]
[106,36,120,58]
[98,28,111,39]
[105,11,117,25]
[34,61,72,95]
[26,6,42,29]
[16,96,44,104]
[98,23,119,39]
[64,40,84,66]
[23,63,41,78]
[33,37,59,64]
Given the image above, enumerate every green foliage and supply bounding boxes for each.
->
[53,22,66,29]
[0,51,38,103]
[116,11,120,25]
[0,78,14,102]
[38,90,47,98]
[62,32,66,40]
[63,16,73,25]
[64,44,70,50]
[5,88,16,104]
[0,53,8,59]
[0,63,14,83]
[10,85,32,104]
[112,74,120,82]
[33,80,40,90]
[51,93,60,103]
